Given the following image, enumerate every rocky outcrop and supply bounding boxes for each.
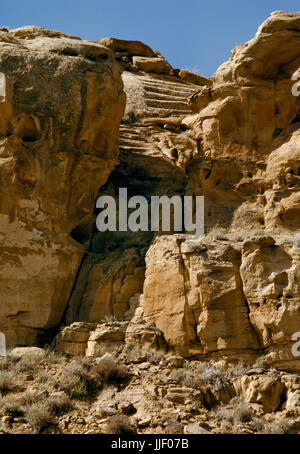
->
[59,46,205,329]
[185,11,300,158]
[1,13,299,380]
[0,26,125,345]
[139,12,300,370]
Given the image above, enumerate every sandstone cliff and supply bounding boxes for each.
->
[0,26,126,345]
[0,14,299,377]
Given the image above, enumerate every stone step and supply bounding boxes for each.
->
[143,85,196,98]
[145,108,190,117]
[141,77,198,91]
[144,92,189,102]
[145,99,189,109]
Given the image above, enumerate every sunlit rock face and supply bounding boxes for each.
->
[0,26,125,345]
[139,12,300,369]
[1,12,300,375]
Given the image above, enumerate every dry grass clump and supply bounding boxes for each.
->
[0,352,19,371]
[24,402,54,433]
[57,359,91,398]
[13,356,40,374]
[36,370,56,386]
[89,360,130,388]
[215,406,233,424]
[12,390,71,432]
[165,417,183,434]
[199,363,225,390]
[0,396,22,417]
[168,369,202,389]
[57,356,130,398]
[46,393,72,415]
[232,399,254,423]
[18,390,44,408]
[268,419,293,434]
[254,355,269,369]
[0,370,17,392]
[207,227,229,241]
[44,350,66,365]
[106,415,136,434]
[227,362,250,378]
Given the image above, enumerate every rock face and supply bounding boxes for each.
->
[143,235,260,358]
[1,12,300,378]
[0,26,125,345]
[60,44,205,328]
[140,12,300,370]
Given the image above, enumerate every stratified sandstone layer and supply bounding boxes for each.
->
[142,12,300,369]
[1,12,299,377]
[59,12,300,371]
[0,26,125,345]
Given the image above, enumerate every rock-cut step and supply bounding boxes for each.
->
[144,98,189,110]
[141,77,198,92]
[144,92,190,102]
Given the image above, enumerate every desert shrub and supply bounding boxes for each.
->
[233,401,254,423]
[233,233,244,242]
[0,396,22,416]
[57,355,130,396]
[215,406,233,423]
[45,393,72,415]
[208,228,229,241]
[0,371,16,392]
[66,358,91,375]
[215,233,229,241]
[268,419,292,434]
[144,349,166,365]
[227,362,250,378]
[57,358,91,398]
[44,350,66,365]
[24,402,54,433]
[251,418,266,433]
[254,355,268,369]
[200,363,225,390]
[101,314,120,324]
[36,370,55,385]
[59,374,89,398]
[165,417,183,434]
[90,361,130,388]
[121,345,147,364]
[18,391,44,408]
[0,352,19,371]
[106,415,136,434]
[168,369,201,389]
[13,357,39,374]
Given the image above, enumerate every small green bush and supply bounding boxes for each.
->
[0,371,16,392]
[24,402,54,433]
[0,396,22,416]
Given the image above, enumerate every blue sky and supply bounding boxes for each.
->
[2,0,300,77]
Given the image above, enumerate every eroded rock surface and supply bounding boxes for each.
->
[0,26,125,344]
[1,14,299,381]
